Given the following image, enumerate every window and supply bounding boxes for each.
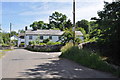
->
[40,36,43,40]
[59,36,61,40]
[29,36,32,40]
[49,36,52,39]
[20,36,24,39]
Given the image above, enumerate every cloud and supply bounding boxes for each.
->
[1,0,113,2]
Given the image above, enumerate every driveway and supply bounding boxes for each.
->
[2,49,117,79]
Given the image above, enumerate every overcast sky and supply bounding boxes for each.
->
[1,0,113,32]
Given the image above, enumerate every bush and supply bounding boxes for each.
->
[29,41,35,45]
[61,42,73,53]
[2,44,9,47]
[60,44,119,76]
[39,43,46,45]
[75,38,82,44]
[43,38,50,43]
[19,43,24,47]
[47,41,61,45]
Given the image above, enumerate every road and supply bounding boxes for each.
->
[2,49,117,79]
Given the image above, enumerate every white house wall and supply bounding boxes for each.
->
[52,36,59,42]
[43,36,49,39]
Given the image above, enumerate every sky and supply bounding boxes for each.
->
[1,0,113,32]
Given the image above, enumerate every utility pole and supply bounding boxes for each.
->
[0,24,3,45]
[10,23,12,43]
[73,0,76,45]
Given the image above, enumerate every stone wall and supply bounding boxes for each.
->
[0,46,12,50]
[26,44,63,52]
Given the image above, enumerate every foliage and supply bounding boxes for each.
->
[2,44,9,46]
[30,21,49,30]
[18,29,25,33]
[1,32,10,44]
[76,19,89,34]
[39,43,46,45]
[60,30,74,44]
[64,19,72,29]
[43,38,50,43]
[49,11,67,30]
[75,38,82,44]
[10,31,18,37]
[11,40,18,46]
[47,41,61,45]
[29,41,35,45]
[0,33,3,45]
[91,1,120,65]
[60,44,119,76]
[61,42,73,53]
[19,43,24,47]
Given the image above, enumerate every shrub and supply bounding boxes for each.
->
[61,42,73,53]
[19,43,24,47]
[47,41,61,45]
[39,43,46,45]
[43,38,50,43]
[29,41,35,45]
[75,38,82,44]
[2,44,9,47]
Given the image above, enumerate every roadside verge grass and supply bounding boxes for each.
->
[0,49,13,58]
[59,43,120,77]
[0,52,5,58]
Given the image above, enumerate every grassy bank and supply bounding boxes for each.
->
[59,43,120,77]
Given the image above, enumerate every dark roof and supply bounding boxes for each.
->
[18,33,25,37]
[25,30,64,36]
[25,30,83,36]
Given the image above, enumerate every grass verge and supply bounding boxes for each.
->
[2,49,13,51]
[59,43,120,77]
[0,52,5,58]
[0,49,12,58]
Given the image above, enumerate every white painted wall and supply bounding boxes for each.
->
[43,36,49,39]
[52,36,59,42]
[18,38,25,47]
[10,36,18,40]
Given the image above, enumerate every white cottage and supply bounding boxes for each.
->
[10,35,18,40]
[18,29,83,47]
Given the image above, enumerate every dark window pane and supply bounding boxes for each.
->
[40,36,43,39]
[49,36,52,39]
[29,36,32,39]
[20,36,24,39]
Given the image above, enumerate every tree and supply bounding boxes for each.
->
[18,29,25,33]
[10,31,18,37]
[2,32,10,44]
[49,11,67,30]
[64,19,72,29]
[76,19,89,34]
[30,21,38,30]
[60,30,74,45]
[30,21,49,30]
[91,1,120,65]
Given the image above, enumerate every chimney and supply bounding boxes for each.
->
[25,26,27,31]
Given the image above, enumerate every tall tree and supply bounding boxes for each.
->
[76,19,89,34]
[92,1,120,65]
[18,29,25,33]
[64,19,72,29]
[49,11,67,30]
[30,21,48,30]
[10,31,18,37]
